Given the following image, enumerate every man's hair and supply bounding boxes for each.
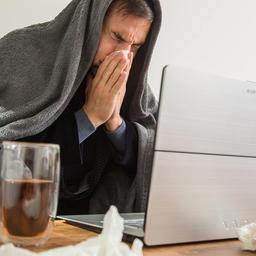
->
[105,0,154,22]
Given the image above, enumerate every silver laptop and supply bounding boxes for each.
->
[58,65,256,246]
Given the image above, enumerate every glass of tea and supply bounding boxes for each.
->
[0,141,60,246]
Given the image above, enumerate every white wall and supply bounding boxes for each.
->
[0,0,71,37]
[1,0,256,99]
[149,0,256,98]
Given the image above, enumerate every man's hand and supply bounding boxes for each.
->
[83,51,130,128]
[105,52,133,132]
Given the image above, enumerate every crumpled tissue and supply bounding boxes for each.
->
[237,222,256,251]
[0,206,143,256]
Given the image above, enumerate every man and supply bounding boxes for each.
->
[0,0,161,214]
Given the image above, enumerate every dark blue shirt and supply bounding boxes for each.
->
[75,108,136,169]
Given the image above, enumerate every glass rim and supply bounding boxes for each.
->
[1,141,60,149]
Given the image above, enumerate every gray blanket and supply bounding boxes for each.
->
[0,0,162,212]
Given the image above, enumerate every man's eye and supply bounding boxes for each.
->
[116,37,123,43]
[112,32,123,43]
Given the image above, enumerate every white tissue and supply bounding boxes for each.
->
[0,206,143,256]
[0,243,37,256]
[76,206,143,256]
[237,223,256,251]
[115,50,129,59]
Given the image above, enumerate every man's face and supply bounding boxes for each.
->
[93,9,152,67]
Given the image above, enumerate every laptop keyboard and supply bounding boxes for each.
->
[123,219,144,229]
[100,218,144,229]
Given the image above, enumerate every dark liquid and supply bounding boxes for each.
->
[2,179,53,237]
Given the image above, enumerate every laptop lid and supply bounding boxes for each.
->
[144,65,256,245]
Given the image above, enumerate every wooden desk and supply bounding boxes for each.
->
[22,221,252,255]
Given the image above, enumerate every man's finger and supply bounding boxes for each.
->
[94,51,126,85]
[111,71,128,95]
[106,58,128,90]
[101,57,124,87]
[126,52,133,73]
[93,53,117,84]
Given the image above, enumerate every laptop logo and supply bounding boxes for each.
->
[246,89,256,94]
[222,219,250,230]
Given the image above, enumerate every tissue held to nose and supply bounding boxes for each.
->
[115,50,130,59]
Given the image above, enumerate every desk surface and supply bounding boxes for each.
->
[22,221,250,255]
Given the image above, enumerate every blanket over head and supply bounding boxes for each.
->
[0,0,162,212]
